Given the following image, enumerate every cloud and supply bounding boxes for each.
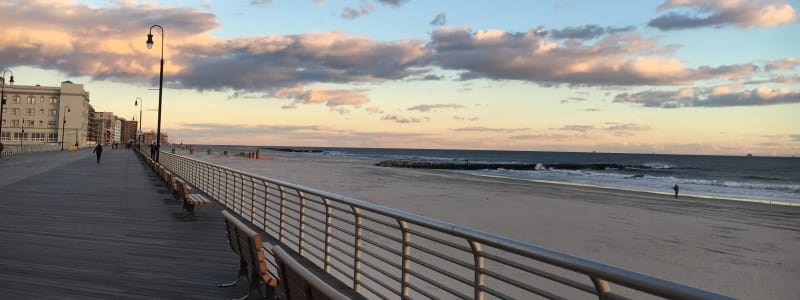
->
[426,26,755,86]
[560,96,587,104]
[559,125,594,132]
[614,86,800,108]
[381,114,421,123]
[451,126,529,133]
[547,25,636,40]
[408,103,464,112]
[377,0,410,6]
[603,122,651,137]
[791,134,800,142]
[250,0,272,6]
[648,0,798,30]
[366,106,383,114]
[342,4,375,19]
[765,57,800,71]
[453,115,479,122]
[430,13,447,26]
[273,86,370,108]
[510,133,571,140]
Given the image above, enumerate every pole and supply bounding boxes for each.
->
[0,69,13,158]
[75,127,78,147]
[147,25,165,163]
[61,116,66,150]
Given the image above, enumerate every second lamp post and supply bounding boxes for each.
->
[146,25,164,162]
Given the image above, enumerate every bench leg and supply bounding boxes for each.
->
[218,258,248,288]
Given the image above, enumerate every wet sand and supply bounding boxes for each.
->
[193,149,800,299]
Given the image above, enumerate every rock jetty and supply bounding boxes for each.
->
[374,160,625,171]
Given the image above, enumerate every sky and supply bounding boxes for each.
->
[1,0,799,156]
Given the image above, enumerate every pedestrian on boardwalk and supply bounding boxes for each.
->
[93,144,103,164]
[673,184,679,198]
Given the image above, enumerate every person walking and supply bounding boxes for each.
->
[92,144,104,164]
[673,184,680,198]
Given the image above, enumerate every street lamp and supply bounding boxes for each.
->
[20,117,24,154]
[0,68,14,158]
[146,25,164,162]
[134,96,142,147]
[61,106,70,151]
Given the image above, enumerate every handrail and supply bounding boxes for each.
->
[154,150,734,300]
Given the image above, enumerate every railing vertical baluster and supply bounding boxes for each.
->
[278,185,286,242]
[398,220,411,298]
[249,176,256,223]
[322,197,333,273]
[351,206,363,292]
[298,190,306,256]
[268,180,269,232]
[469,240,486,300]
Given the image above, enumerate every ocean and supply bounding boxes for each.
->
[251,147,799,205]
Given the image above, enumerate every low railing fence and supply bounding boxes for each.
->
[0,144,62,157]
[158,151,732,300]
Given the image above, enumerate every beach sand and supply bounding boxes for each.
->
[193,149,800,299]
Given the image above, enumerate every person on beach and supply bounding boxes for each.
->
[673,184,679,198]
[92,144,103,164]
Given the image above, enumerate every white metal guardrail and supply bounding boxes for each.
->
[157,151,733,300]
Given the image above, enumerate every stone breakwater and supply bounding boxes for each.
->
[374,160,626,171]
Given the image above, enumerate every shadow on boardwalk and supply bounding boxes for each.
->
[0,149,249,299]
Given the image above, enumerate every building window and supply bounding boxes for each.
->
[48,133,58,142]
[39,120,44,127]
[11,119,19,127]
[31,132,45,142]
[26,108,35,116]
[40,109,45,115]
[48,121,57,128]
[48,109,56,116]
[24,119,34,127]
[13,132,27,141]
[50,97,58,104]
[12,96,19,104]
[0,132,10,141]
[11,108,19,115]
[40,96,45,103]
[27,96,35,104]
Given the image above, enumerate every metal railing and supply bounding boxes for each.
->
[156,151,733,300]
[0,144,63,157]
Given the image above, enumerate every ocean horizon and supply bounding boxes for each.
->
[191,144,800,205]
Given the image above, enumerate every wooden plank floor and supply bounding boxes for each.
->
[0,148,254,299]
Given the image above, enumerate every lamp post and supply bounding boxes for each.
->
[0,69,14,158]
[146,25,164,162]
[134,96,142,147]
[20,118,24,154]
[61,105,70,151]
[75,127,79,147]
[61,106,70,151]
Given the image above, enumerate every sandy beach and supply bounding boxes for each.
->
[191,148,799,299]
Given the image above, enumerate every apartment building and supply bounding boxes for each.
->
[0,81,90,147]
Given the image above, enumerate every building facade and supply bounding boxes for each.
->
[0,81,90,147]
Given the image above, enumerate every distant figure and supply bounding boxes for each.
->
[150,144,156,160]
[92,144,104,164]
[673,184,679,198]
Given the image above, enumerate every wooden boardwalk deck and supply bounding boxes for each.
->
[0,148,251,299]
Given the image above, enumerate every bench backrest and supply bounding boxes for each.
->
[273,246,353,300]
[221,210,277,286]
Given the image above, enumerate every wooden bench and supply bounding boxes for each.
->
[176,179,212,217]
[273,245,366,300]
[219,210,278,299]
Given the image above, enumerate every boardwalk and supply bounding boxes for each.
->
[0,148,250,299]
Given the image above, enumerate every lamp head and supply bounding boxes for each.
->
[146,33,154,49]
[135,100,138,106]
[8,75,13,84]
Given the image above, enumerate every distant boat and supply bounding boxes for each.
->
[747,153,753,157]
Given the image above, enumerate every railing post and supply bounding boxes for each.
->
[351,206,363,292]
[322,197,333,273]
[249,176,256,223]
[469,240,486,300]
[590,277,612,300]
[262,180,270,231]
[298,190,306,256]
[278,185,286,242]
[398,220,411,298]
